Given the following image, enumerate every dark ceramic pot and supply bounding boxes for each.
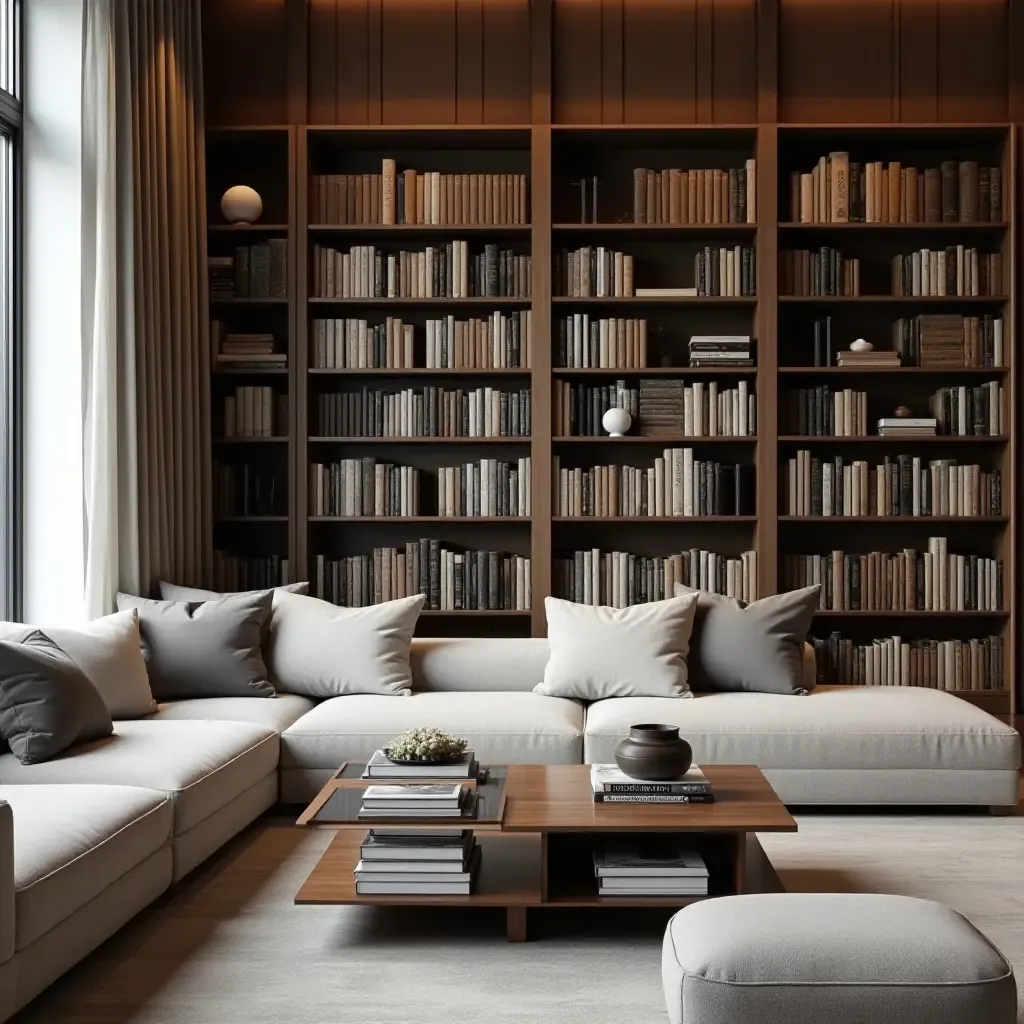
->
[613,724,693,781]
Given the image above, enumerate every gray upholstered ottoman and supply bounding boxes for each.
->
[662,893,1015,1024]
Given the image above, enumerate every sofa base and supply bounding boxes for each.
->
[13,845,172,1014]
[763,767,1020,807]
[173,771,277,881]
[279,767,334,806]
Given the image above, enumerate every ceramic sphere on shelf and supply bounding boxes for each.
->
[602,407,632,437]
[849,338,873,353]
[614,724,693,781]
[894,405,912,419]
[220,185,263,225]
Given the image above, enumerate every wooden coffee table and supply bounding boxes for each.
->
[295,763,797,941]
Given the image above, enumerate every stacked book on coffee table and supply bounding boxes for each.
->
[354,829,481,895]
[594,838,709,897]
[361,749,479,780]
[358,783,474,818]
[590,764,714,804]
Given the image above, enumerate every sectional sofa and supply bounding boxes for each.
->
[1,637,1019,1019]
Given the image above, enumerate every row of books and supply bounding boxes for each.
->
[555,453,755,518]
[632,163,757,224]
[784,452,1002,517]
[311,164,528,227]
[223,388,287,439]
[811,633,1004,691]
[313,546,531,610]
[212,551,290,592]
[784,543,1004,612]
[556,247,634,297]
[313,387,532,439]
[930,383,1004,437]
[558,551,757,607]
[893,315,1005,368]
[694,246,756,297]
[639,380,755,437]
[212,325,286,368]
[213,463,283,518]
[310,243,531,299]
[437,458,532,517]
[782,387,868,436]
[209,243,288,300]
[780,248,861,296]
[309,461,420,518]
[789,155,1002,224]
[891,248,1002,298]
[553,381,638,437]
[556,315,649,369]
[354,829,480,897]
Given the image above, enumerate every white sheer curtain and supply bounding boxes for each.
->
[81,0,139,616]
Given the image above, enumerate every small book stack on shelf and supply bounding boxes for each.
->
[213,324,285,369]
[688,335,752,367]
[362,749,479,780]
[591,764,714,804]
[359,783,470,818]
[354,829,481,896]
[593,840,710,899]
[836,347,899,369]
[877,416,937,439]
[558,552,757,606]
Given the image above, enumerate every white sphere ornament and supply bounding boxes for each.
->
[602,407,633,437]
[849,338,873,353]
[220,185,263,225]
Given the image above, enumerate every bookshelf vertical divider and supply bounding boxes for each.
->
[290,126,307,581]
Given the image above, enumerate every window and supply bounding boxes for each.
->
[0,0,19,620]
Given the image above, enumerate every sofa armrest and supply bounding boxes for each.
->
[0,802,11,964]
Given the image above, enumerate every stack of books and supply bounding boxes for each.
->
[216,331,286,370]
[590,764,714,804]
[688,335,752,367]
[354,828,481,895]
[877,416,937,438]
[362,749,478,780]
[836,348,900,369]
[358,783,472,819]
[594,839,709,897]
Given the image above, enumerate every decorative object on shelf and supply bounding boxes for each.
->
[849,338,873,353]
[384,727,469,765]
[614,724,693,781]
[893,405,912,418]
[602,407,633,437]
[220,185,263,225]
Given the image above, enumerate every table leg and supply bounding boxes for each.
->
[506,906,528,942]
[733,833,748,894]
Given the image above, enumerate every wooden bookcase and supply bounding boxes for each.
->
[203,118,1016,715]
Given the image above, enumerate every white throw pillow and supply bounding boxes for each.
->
[158,581,309,601]
[24,610,155,718]
[266,591,425,698]
[536,594,699,699]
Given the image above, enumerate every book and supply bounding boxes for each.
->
[594,793,715,804]
[364,750,478,778]
[594,844,709,878]
[634,287,698,297]
[590,763,711,795]
[362,784,462,802]
[597,880,708,895]
[360,830,473,861]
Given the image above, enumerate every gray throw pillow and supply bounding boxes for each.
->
[158,581,309,601]
[673,584,820,695]
[116,591,275,700]
[0,628,114,764]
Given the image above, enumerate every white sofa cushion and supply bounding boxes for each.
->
[149,694,314,734]
[583,685,1021,771]
[0,720,278,835]
[410,637,551,693]
[281,691,584,769]
[2,784,171,950]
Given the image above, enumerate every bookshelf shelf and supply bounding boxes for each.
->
[418,610,532,617]
[202,116,1016,706]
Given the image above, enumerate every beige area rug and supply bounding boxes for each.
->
[16,813,1024,1024]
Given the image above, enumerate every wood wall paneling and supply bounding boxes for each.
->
[936,0,1008,121]
[204,0,289,125]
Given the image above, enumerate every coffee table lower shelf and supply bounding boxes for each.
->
[294,830,782,941]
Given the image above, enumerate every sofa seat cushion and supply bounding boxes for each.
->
[584,685,1021,771]
[149,694,315,734]
[281,691,584,769]
[0,720,278,835]
[2,784,171,950]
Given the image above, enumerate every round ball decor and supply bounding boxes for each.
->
[602,407,633,437]
[894,405,912,419]
[220,185,263,225]
[849,338,873,353]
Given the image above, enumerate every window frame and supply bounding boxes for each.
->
[0,0,21,622]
